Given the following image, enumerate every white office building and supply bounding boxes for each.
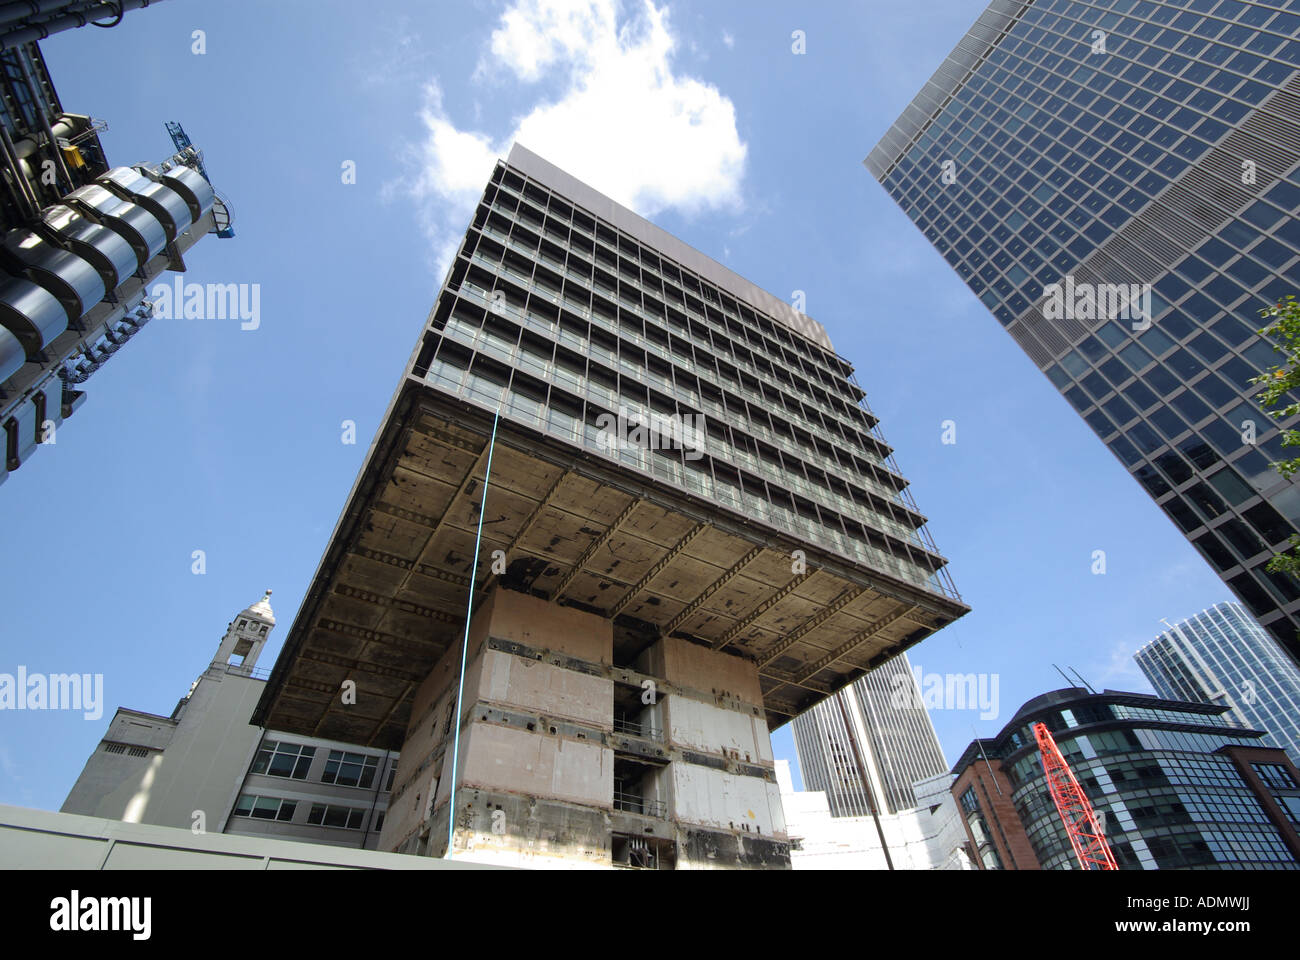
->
[61,590,398,849]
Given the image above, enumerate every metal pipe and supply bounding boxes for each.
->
[0,132,32,218]
[835,690,895,869]
[15,46,70,189]
[358,748,392,850]
[0,120,39,220]
[444,408,501,860]
[0,0,167,50]
[0,1,85,32]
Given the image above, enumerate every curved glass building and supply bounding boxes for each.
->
[1137,600,1300,765]
[952,687,1300,869]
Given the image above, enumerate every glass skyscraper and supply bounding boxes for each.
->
[792,651,949,815]
[1136,599,1300,763]
[867,0,1300,662]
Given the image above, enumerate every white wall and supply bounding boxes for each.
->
[0,804,502,870]
[777,760,972,870]
[60,667,264,832]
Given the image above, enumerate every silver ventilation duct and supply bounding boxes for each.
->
[98,165,192,241]
[2,227,104,321]
[0,274,66,357]
[154,164,214,223]
[39,203,138,289]
[65,183,166,268]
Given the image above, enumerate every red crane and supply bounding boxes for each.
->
[1033,721,1119,870]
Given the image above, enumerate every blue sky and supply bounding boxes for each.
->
[0,0,1236,810]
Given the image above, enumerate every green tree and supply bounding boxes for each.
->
[1249,294,1300,577]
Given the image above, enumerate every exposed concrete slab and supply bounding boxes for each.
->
[255,388,967,743]
[459,723,612,807]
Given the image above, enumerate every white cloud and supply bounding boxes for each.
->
[409,83,499,204]
[396,0,748,278]
[722,31,735,49]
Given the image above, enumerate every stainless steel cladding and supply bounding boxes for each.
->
[0,324,23,381]
[0,275,67,357]
[65,184,167,268]
[40,204,138,290]
[157,165,215,224]
[98,166,193,241]
[2,228,104,321]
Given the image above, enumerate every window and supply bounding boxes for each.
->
[307,803,366,829]
[1253,763,1297,791]
[234,795,297,822]
[321,750,380,788]
[252,740,315,780]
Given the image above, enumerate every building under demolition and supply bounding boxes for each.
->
[252,145,969,869]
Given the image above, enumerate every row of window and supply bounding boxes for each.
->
[433,310,927,548]
[463,222,884,462]
[436,298,906,512]
[478,195,855,403]
[251,740,395,791]
[231,794,385,833]
[487,171,848,374]
[424,351,944,592]
[446,255,920,522]
[102,742,151,758]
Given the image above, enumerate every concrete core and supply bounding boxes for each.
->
[380,586,789,869]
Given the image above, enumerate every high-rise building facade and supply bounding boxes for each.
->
[0,16,229,487]
[1136,599,1300,764]
[952,687,1300,870]
[251,144,968,868]
[791,651,948,816]
[867,0,1300,662]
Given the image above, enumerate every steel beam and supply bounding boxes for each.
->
[710,571,814,651]
[756,586,865,665]
[664,545,763,636]
[607,522,706,618]
[793,603,916,682]
[551,495,640,601]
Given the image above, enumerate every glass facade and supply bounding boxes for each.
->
[412,149,960,601]
[1136,599,1300,764]
[792,652,949,815]
[967,689,1300,869]
[868,0,1300,659]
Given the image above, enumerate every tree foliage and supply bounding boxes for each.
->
[1249,295,1300,577]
